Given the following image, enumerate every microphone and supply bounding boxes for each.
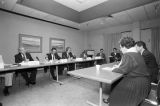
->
[36,56,39,61]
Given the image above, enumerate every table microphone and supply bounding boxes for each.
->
[36,56,39,61]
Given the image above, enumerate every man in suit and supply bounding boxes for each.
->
[136,41,159,83]
[62,47,75,60]
[97,49,107,64]
[45,47,61,80]
[110,48,121,63]
[62,47,75,71]
[15,47,37,86]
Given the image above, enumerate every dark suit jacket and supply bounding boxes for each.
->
[142,50,159,82]
[111,52,121,62]
[97,53,107,63]
[15,52,34,63]
[46,53,61,60]
[62,52,75,59]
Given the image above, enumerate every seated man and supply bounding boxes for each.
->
[15,47,37,86]
[97,49,107,64]
[62,47,76,71]
[110,48,121,63]
[0,55,13,96]
[44,47,61,80]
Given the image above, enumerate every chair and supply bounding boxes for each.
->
[140,81,160,106]
[141,66,160,106]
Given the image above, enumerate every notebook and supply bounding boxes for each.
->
[0,55,4,69]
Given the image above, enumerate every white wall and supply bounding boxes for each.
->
[0,11,85,63]
[86,24,133,53]
[86,19,160,53]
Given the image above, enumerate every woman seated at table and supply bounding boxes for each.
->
[109,37,151,106]
[80,50,89,68]
[80,50,88,59]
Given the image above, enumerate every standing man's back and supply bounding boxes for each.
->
[136,41,159,83]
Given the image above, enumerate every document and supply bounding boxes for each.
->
[102,67,113,72]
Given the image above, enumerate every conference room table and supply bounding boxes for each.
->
[68,62,123,106]
[0,58,103,85]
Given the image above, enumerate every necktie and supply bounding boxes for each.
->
[67,53,70,59]
[51,54,53,60]
[22,53,26,61]
[53,54,55,60]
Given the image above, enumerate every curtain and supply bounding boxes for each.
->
[121,31,132,37]
[103,33,122,62]
[151,27,160,65]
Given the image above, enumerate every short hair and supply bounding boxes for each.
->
[113,48,117,50]
[136,41,148,50]
[119,37,135,49]
[66,47,71,52]
[100,49,104,51]
[51,47,57,51]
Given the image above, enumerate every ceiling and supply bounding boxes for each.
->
[53,0,109,12]
[0,0,160,31]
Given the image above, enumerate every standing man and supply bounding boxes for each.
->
[45,47,61,80]
[15,47,37,86]
[136,41,159,83]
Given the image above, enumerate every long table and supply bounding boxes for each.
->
[0,58,103,85]
[68,63,123,106]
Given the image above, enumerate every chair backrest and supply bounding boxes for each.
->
[157,76,160,104]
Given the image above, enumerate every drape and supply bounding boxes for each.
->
[151,27,160,65]
[103,33,122,62]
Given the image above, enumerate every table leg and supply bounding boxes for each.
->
[86,82,103,106]
[70,63,81,79]
[52,65,63,85]
[99,82,102,106]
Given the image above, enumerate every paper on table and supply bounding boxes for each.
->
[102,67,113,72]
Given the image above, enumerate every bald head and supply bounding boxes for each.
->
[18,47,26,54]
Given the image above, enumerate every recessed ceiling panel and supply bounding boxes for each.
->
[0,0,17,10]
[19,0,80,23]
[144,1,160,19]
[13,4,36,16]
[112,11,133,25]
[53,0,108,12]
[80,0,155,22]
[127,6,148,22]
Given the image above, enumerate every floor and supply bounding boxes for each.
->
[0,70,110,106]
